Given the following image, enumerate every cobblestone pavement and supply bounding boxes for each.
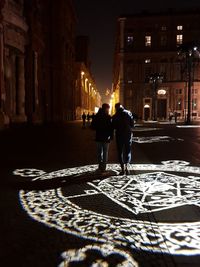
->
[1,121,200,267]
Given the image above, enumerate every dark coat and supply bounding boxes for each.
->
[112,108,134,141]
[91,110,113,143]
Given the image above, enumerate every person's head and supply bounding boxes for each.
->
[102,103,110,114]
[115,103,123,111]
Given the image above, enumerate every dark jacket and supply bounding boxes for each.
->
[91,110,113,142]
[112,107,134,141]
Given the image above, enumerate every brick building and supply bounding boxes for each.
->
[113,9,200,121]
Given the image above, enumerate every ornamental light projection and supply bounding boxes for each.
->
[59,244,138,267]
[132,136,184,144]
[14,160,200,257]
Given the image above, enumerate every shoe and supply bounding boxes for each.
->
[101,163,107,171]
[119,164,125,175]
[125,169,130,175]
[125,164,130,175]
[97,163,106,173]
[119,170,125,175]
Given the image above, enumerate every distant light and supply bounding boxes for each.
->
[144,104,150,108]
[145,59,151,64]
[158,89,166,95]
[81,71,85,76]
[194,46,198,51]
[177,25,183,31]
[94,107,99,113]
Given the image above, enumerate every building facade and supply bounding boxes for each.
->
[0,0,77,127]
[0,0,28,126]
[75,62,101,119]
[41,0,77,122]
[75,36,101,119]
[113,9,200,121]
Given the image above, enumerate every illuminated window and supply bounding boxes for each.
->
[177,25,183,31]
[176,34,183,45]
[192,99,197,110]
[145,36,151,47]
[127,36,134,45]
[145,59,151,64]
[161,26,167,31]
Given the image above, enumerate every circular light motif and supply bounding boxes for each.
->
[157,89,166,95]
[59,244,138,267]
[17,161,200,256]
[13,168,46,178]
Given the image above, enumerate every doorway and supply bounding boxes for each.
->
[157,99,167,119]
[144,106,150,121]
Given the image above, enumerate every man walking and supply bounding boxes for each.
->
[112,103,134,175]
[91,103,113,172]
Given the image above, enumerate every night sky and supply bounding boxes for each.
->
[74,0,200,96]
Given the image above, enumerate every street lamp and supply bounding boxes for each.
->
[146,73,164,121]
[178,42,200,124]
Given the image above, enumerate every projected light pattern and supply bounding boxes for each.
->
[58,244,138,267]
[92,171,200,214]
[132,136,184,144]
[177,125,200,129]
[133,127,161,132]
[15,161,200,256]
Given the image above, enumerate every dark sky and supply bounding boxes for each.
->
[74,0,200,95]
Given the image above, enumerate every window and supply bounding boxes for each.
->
[176,34,183,45]
[177,25,183,31]
[161,35,167,47]
[145,35,151,47]
[176,89,182,94]
[127,36,134,45]
[192,99,197,110]
[145,59,151,64]
[161,26,167,31]
[145,98,151,103]
[192,89,198,94]
[176,99,182,110]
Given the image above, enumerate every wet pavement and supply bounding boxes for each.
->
[1,121,200,267]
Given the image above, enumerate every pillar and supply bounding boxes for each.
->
[16,55,26,122]
[0,23,8,127]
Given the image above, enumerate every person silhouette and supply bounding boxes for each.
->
[112,103,134,175]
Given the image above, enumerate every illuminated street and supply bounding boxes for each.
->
[1,122,200,266]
